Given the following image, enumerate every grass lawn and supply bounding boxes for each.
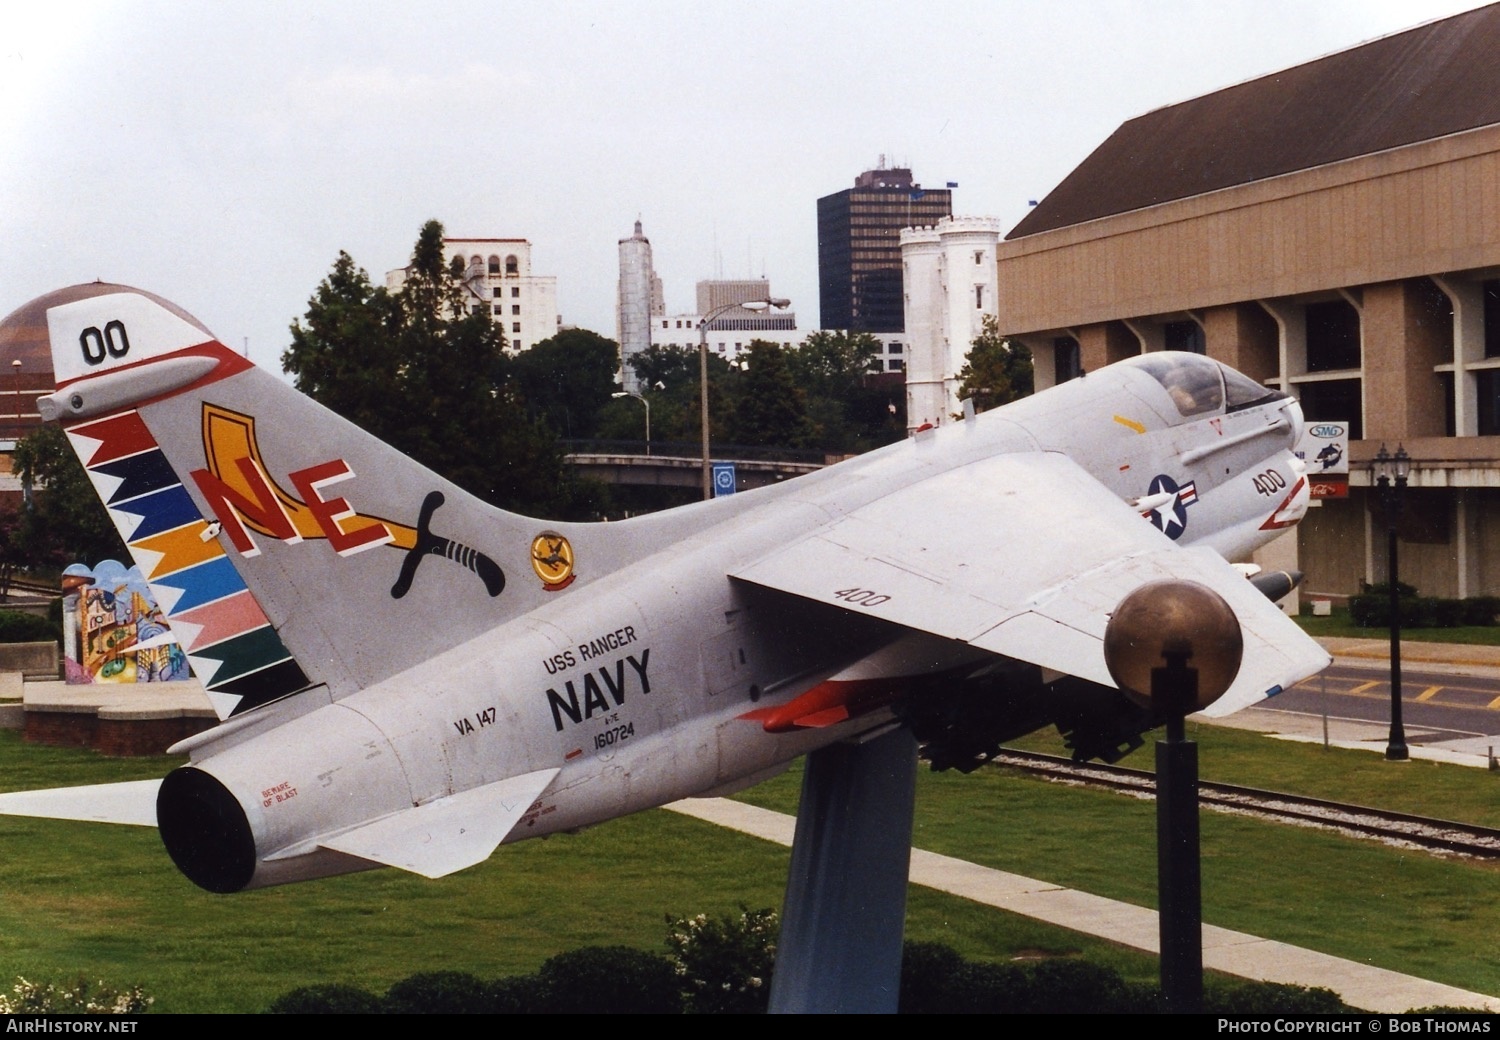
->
[0,732,1166,1013]
[737,730,1500,999]
[2,726,1498,1010]
[1294,607,1500,646]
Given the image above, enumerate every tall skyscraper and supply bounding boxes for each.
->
[817,163,952,333]
[616,220,663,392]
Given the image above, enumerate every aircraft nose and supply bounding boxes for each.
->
[156,766,257,893]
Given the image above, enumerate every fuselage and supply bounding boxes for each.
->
[160,352,1308,891]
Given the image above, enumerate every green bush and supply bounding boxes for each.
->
[384,971,494,1014]
[899,941,974,1014]
[1204,980,1351,1014]
[0,976,152,1013]
[533,946,681,1014]
[1348,582,1500,630]
[267,984,381,1014]
[0,610,58,644]
[667,907,778,1014]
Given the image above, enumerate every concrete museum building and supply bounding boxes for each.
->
[994,3,1500,602]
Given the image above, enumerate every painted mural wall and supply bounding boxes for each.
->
[61,560,189,684]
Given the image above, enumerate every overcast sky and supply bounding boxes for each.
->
[2,0,1490,370]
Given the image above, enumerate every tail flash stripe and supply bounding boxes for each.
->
[131,521,223,580]
[60,400,310,721]
[66,410,156,466]
[189,626,297,688]
[171,590,271,653]
[109,485,201,542]
[205,659,312,713]
[148,556,249,616]
[95,450,181,505]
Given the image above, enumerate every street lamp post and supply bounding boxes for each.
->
[10,359,20,436]
[698,297,789,499]
[1104,581,1243,1014]
[611,391,651,456]
[1371,443,1412,762]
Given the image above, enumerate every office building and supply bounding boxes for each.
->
[386,238,559,353]
[818,163,952,333]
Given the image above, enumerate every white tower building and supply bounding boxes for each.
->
[900,216,1002,431]
[617,221,660,393]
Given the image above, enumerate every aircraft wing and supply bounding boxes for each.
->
[0,780,161,827]
[731,451,1328,717]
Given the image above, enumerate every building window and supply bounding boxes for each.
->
[505,255,519,275]
[1484,280,1500,358]
[512,339,521,350]
[513,322,521,333]
[889,342,903,354]
[1305,301,1361,371]
[888,359,904,371]
[493,305,503,315]
[512,305,521,315]
[1054,336,1081,383]
[1298,378,1362,440]
[511,287,520,298]
[1477,370,1500,435]
[1164,320,1205,354]
[974,251,984,265]
[661,320,668,329]
[487,255,500,274]
[676,320,682,328]
[975,286,985,309]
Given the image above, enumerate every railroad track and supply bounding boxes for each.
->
[992,749,1500,859]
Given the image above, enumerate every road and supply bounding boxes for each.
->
[1268,661,1500,748]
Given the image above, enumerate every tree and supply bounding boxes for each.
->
[283,221,592,518]
[508,328,620,439]
[787,330,902,452]
[732,341,814,447]
[620,345,738,447]
[957,315,1033,414]
[12,424,127,568]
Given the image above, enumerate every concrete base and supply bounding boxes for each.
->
[21,679,216,756]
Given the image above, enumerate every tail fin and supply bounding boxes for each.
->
[40,286,622,718]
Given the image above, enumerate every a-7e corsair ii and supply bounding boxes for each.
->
[0,284,1326,897]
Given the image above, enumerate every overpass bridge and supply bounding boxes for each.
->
[561,439,837,491]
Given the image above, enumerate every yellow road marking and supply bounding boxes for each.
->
[1112,415,1146,434]
[1415,686,1442,702]
[1348,680,1380,694]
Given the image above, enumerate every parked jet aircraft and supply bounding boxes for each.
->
[0,285,1328,893]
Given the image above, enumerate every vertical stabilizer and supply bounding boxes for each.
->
[37,287,628,717]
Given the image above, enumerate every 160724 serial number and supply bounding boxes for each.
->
[595,722,635,750]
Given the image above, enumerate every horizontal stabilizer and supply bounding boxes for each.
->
[732,451,1329,718]
[0,779,162,827]
[318,768,559,879]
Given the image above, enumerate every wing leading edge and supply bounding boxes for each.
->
[731,451,1328,717]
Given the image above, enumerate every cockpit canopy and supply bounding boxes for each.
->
[1124,352,1284,421]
